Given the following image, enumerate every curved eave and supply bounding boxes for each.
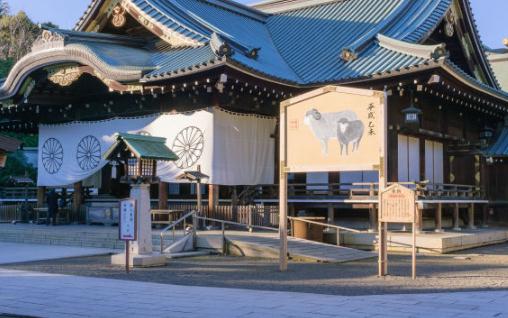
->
[142,56,301,88]
[458,0,501,89]
[75,0,104,31]
[0,46,150,101]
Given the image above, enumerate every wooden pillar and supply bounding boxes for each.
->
[231,186,238,222]
[36,186,46,208]
[72,182,82,222]
[453,203,461,231]
[327,204,334,224]
[482,204,489,228]
[434,203,443,232]
[468,203,476,229]
[208,184,219,218]
[158,181,168,210]
[368,204,377,232]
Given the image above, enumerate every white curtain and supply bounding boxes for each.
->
[37,108,275,186]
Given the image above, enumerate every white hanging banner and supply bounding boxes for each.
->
[37,108,275,186]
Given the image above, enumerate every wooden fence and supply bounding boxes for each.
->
[166,202,279,228]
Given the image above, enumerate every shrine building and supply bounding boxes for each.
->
[1,0,508,231]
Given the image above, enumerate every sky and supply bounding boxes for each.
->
[7,0,508,49]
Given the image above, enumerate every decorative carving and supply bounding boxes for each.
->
[32,30,65,52]
[42,138,64,174]
[172,126,204,169]
[48,66,83,87]
[210,33,233,57]
[341,48,357,62]
[444,11,455,37]
[121,0,202,48]
[111,5,127,28]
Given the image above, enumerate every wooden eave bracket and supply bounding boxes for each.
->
[377,34,448,60]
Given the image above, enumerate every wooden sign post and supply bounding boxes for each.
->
[119,198,137,273]
[379,183,417,279]
[279,86,387,272]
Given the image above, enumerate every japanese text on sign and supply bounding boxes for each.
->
[379,183,416,223]
[119,199,137,241]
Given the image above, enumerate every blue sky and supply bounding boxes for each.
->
[8,0,508,49]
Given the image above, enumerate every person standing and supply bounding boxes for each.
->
[46,189,59,226]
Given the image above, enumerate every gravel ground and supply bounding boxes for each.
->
[2,243,508,296]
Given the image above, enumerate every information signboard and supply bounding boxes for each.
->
[378,183,417,279]
[119,199,137,241]
[379,183,416,223]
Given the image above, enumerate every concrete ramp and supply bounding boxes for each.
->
[197,231,375,263]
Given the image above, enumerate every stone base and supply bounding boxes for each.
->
[342,228,508,254]
[111,253,167,267]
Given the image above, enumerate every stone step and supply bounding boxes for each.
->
[164,250,214,259]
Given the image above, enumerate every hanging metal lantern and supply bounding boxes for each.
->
[402,90,422,125]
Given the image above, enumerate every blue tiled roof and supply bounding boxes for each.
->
[265,0,451,83]
[144,44,221,80]
[485,127,508,157]
[121,0,453,85]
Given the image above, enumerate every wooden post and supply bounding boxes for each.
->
[369,204,377,232]
[415,207,423,233]
[231,186,238,223]
[327,204,334,225]
[482,204,489,228]
[125,240,130,274]
[453,203,461,231]
[378,91,388,277]
[468,203,476,229]
[158,181,168,210]
[208,184,219,219]
[412,219,417,280]
[72,182,82,223]
[434,203,443,232]
[36,186,46,208]
[279,103,288,272]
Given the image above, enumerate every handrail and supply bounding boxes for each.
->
[159,210,195,253]
[287,216,361,233]
[287,216,362,247]
[194,214,278,255]
[194,215,278,232]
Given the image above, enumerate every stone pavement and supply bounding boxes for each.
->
[0,242,115,265]
[0,268,507,318]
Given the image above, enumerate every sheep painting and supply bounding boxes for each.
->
[303,108,358,155]
[337,117,364,155]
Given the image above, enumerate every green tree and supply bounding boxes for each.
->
[0,11,40,61]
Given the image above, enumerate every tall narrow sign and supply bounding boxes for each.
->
[379,183,417,279]
[119,198,137,273]
[280,86,387,272]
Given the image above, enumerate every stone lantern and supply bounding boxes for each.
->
[105,133,178,267]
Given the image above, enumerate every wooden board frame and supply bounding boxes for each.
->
[279,85,388,272]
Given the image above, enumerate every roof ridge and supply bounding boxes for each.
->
[252,0,347,14]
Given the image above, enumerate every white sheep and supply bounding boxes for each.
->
[303,108,358,155]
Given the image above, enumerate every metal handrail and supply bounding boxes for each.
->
[195,215,278,232]
[159,210,195,253]
[287,216,362,247]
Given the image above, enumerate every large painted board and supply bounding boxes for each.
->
[282,86,386,173]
